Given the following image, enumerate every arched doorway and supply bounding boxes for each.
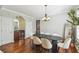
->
[14,16,25,43]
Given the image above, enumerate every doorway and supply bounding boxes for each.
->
[14,16,25,43]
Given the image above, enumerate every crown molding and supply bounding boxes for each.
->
[1,7,35,20]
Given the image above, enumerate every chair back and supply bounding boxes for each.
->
[41,38,52,49]
[32,36,42,45]
[63,38,71,49]
[63,23,72,39]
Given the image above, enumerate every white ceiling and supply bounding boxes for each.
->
[1,5,78,19]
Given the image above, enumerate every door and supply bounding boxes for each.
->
[14,17,25,43]
[14,19,19,43]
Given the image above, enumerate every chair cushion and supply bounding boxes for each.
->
[31,36,42,45]
[41,38,52,49]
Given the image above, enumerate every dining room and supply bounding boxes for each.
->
[0,5,79,53]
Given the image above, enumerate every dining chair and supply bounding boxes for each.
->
[41,38,52,52]
[30,36,42,52]
[31,36,42,45]
[57,38,72,52]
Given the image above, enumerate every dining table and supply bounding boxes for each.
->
[34,34,62,53]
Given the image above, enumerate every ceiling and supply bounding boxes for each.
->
[0,5,78,19]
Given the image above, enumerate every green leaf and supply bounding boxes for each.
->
[66,20,75,25]
[67,9,79,25]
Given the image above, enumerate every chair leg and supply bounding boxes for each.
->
[33,45,42,53]
[57,47,60,51]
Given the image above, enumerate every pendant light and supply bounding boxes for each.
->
[42,5,50,21]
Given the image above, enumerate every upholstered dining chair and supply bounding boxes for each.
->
[41,38,52,52]
[57,38,72,52]
[30,36,42,52]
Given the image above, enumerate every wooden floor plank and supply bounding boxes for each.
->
[0,38,77,53]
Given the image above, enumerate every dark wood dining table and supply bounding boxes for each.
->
[34,34,62,53]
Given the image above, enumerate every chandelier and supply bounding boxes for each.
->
[42,5,50,21]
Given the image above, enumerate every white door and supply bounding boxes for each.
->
[1,16,14,45]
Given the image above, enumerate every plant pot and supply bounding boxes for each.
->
[71,25,76,43]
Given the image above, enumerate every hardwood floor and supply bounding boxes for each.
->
[0,38,33,53]
[0,38,78,53]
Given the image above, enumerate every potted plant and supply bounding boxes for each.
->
[67,9,79,25]
[67,9,79,43]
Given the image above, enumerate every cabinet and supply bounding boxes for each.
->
[14,30,25,43]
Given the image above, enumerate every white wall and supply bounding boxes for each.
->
[24,17,35,38]
[0,16,1,46]
[40,13,67,37]
[0,15,35,45]
[25,20,32,38]
[0,10,36,46]
[32,20,36,34]
[1,16,14,45]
